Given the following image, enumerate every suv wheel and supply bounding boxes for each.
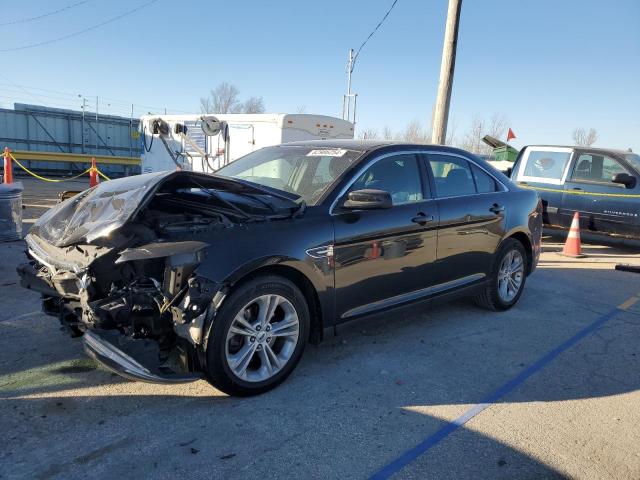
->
[205,275,309,396]
[475,238,527,311]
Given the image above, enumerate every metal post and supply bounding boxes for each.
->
[431,0,463,145]
[80,96,86,154]
[95,96,99,154]
[129,104,133,157]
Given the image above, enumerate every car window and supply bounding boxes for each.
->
[349,154,424,205]
[217,145,362,205]
[428,154,476,197]
[572,153,630,183]
[516,148,572,185]
[471,164,499,193]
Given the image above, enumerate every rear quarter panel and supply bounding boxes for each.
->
[504,188,543,272]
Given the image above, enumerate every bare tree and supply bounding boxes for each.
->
[296,105,307,114]
[242,96,265,114]
[382,125,394,140]
[199,97,214,113]
[462,115,486,154]
[487,113,508,139]
[200,82,267,114]
[445,118,458,146]
[461,113,509,155]
[573,128,598,146]
[357,128,379,140]
[402,119,430,143]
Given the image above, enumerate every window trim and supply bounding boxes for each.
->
[330,150,508,213]
[515,146,574,185]
[569,152,631,188]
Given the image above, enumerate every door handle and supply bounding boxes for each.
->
[412,213,435,225]
[489,204,505,214]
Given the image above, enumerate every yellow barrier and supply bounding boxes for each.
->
[10,150,140,166]
[8,152,110,183]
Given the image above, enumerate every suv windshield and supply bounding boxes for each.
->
[216,145,363,205]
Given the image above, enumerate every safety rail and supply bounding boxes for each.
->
[2,147,113,186]
[8,150,140,166]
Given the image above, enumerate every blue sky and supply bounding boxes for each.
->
[1,0,638,151]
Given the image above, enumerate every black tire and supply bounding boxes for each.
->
[204,275,309,396]
[475,238,528,311]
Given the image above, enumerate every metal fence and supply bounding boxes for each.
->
[0,103,141,176]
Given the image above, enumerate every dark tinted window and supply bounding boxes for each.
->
[428,154,476,197]
[572,153,630,183]
[350,154,424,205]
[472,164,499,193]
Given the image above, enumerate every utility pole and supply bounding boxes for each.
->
[431,0,462,145]
[342,48,358,125]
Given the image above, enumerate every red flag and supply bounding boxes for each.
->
[507,128,516,141]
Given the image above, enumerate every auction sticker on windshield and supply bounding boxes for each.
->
[306,148,348,157]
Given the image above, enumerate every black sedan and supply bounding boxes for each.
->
[18,140,542,396]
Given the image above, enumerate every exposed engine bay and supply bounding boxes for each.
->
[17,171,301,381]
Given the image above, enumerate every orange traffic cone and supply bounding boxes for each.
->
[561,212,586,258]
[89,157,99,187]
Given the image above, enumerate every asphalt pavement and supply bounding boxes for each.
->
[0,184,639,479]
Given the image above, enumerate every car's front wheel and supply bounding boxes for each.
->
[475,238,527,311]
[204,275,309,396]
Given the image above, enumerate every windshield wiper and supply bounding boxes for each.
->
[190,179,263,221]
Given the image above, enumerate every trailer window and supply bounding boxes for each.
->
[217,146,362,205]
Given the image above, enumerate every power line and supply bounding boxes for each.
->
[0,0,160,52]
[351,0,400,71]
[0,0,92,26]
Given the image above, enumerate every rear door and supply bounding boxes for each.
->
[565,151,640,235]
[513,147,575,226]
[424,153,507,287]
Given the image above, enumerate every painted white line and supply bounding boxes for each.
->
[0,310,40,323]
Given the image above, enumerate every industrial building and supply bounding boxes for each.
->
[0,103,141,177]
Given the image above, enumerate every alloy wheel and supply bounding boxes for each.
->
[225,294,300,382]
[497,249,525,303]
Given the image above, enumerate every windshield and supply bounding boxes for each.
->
[217,145,363,205]
[625,154,640,171]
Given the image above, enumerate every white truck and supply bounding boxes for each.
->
[139,113,354,174]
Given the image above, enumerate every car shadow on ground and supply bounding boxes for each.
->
[1,261,639,478]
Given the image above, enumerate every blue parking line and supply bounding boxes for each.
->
[370,304,628,480]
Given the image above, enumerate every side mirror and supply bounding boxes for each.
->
[342,189,393,210]
[612,172,636,189]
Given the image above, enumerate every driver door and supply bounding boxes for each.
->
[332,152,439,320]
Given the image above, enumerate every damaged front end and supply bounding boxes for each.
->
[16,171,297,383]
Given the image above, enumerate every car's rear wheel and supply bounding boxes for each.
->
[475,238,527,311]
[204,275,309,396]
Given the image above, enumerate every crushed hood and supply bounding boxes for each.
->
[29,171,297,247]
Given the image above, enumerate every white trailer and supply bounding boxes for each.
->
[139,113,354,174]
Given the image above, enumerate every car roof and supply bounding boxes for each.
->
[281,139,465,154]
[524,145,632,157]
